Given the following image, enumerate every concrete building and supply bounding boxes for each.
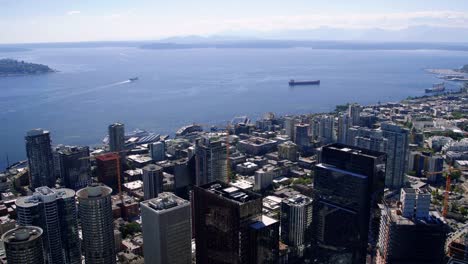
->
[254,166,277,191]
[312,144,386,264]
[108,123,125,152]
[149,141,165,162]
[278,141,299,162]
[376,190,448,264]
[2,226,45,264]
[337,113,350,144]
[195,136,227,186]
[140,193,191,264]
[193,181,262,264]
[284,116,297,141]
[53,145,90,190]
[142,164,163,201]
[280,195,313,260]
[318,115,335,144]
[237,136,277,156]
[381,122,410,189]
[77,184,115,264]
[348,103,361,126]
[294,123,310,149]
[16,187,81,264]
[96,153,120,193]
[25,129,55,189]
[354,127,387,153]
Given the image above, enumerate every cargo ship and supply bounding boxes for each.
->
[288,79,320,86]
[425,83,445,93]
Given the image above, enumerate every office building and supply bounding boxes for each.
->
[142,164,163,201]
[254,166,276,191]
[337,113,350,144]
[150,141,165,162]
[284,116,296,141]
[348,103,361,126]
[249,215,279,264]
[195,136,227,186]
[355,128,387,153]
[2,226,45,264]
[53,145,91,190]
[77,184,115,264]
[318,115,335,144]
[26,129,55,189]
[381,122,410,189]
[408,151,444,183]
[193,181,262,264]
[141,193,191,264]
[312,144,386,264]
[108,123,125,152]
[278,141,299,162]
[294,123,310,149]
[96,153,120,193]
[280,195,313,260]
[376,188,448,264]
[16,187,81,264]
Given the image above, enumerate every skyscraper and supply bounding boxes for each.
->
[284,116,296,141]
[108,122,125,152]
[376,188,448,264]
[278,141,299,162]
[142,164,163,201]
[294,123,310,149]
[77,184,115,264]
[150,141,166,162]
[312,143,386,264]
[280,195,313,260]
[95,153,120,193]
[381,122,410,189]
[193,181,262,264]
[195,136,227,186]
[26,129,55,189]
[53,145,91,190]
[337,113,350,144]
[248,215,280,264]
[140,192,192,264]
[354,127,387,153]
[348,103,361,127]
[2,226,45,264]
[318,115,335,144]
[16,187,81,264]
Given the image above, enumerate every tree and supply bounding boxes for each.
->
[119,222,141,239]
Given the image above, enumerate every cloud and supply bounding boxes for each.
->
[67,10,81,16]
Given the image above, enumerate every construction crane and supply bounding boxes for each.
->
[424,167,468,218]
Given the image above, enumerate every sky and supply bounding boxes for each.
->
[1,0,468,43]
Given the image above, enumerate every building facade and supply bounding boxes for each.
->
[142,164,164,201]
[2,226,45,264]
[26,129,55,189]
[195,136,227,186]
[53,145,91,190]
[381,122,410,189]
[312,143,386,264]
[77,184,116,264]
[108,122,125,152]
[16,187,81,264]
[141,192,192,264]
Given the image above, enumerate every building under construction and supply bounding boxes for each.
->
[376,188,448,264]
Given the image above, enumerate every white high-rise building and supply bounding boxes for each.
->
[150,141,165,162]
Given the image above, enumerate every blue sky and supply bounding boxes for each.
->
[1,0,468,43]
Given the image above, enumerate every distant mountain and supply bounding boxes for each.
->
[218,26,468,43]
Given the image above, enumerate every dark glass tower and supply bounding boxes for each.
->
[193,181,262,264]
[25,129,55,189]
[312,143,386,264]
[2,226,45,264]
[53,145,91,190]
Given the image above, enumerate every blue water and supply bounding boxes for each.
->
[1,47,467,169]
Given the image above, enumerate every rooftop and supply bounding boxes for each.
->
[201,181,261,204]
[250,215,278,230]
[142,192,189,213]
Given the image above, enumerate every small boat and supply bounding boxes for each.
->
[289,79,320,86]
[129,77,139,81]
